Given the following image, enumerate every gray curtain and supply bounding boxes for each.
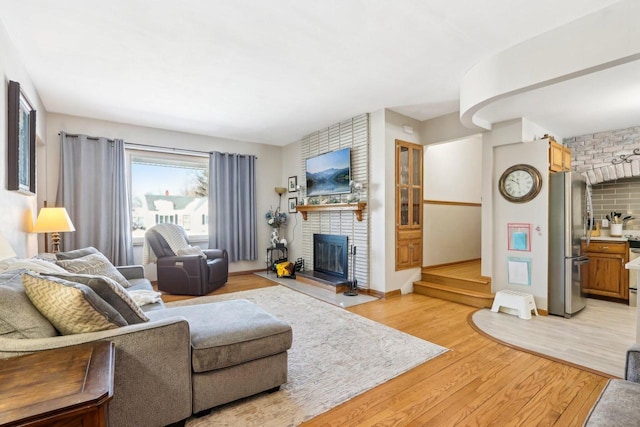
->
[208,152,257,262]
[56,132,133,265]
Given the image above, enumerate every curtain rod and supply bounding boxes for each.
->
[58,132,115,142]
[59,133,257,158]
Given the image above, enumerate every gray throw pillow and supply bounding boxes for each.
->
[55,246,99,260]
[47,273,149,324]
[22,272,127,335]
[56,252,131,288]
[0,270,57,339]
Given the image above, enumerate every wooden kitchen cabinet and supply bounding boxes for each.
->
[549,139,572,172]
[581,241,629,300]
[395,140,423,270]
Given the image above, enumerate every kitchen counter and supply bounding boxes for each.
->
[588,236,628,242]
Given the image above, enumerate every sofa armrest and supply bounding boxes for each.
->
[116,264,145,280]
[626,344,640,382]
[0,318,193,427]
[203,248,228,261]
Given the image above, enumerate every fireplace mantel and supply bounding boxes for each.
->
[296,202,367,221]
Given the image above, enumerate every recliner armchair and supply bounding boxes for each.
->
[145,224,228,296]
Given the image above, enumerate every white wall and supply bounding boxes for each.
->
[369,109,386,293]
[0,22,46,258]
[420,111,479,146]
[44,113,283,274]
[424,135,482,202]
[423,135,482,266]
[492,139,550,310]
[280,140,303,263]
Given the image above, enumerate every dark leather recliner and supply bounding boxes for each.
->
[145,225,228,296]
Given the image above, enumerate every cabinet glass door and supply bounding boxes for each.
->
[399,146,409,185]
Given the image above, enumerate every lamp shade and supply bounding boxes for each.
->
[0,233,17,261]
[33,208,76,233]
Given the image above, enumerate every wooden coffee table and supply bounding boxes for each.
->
[0,341,115,427]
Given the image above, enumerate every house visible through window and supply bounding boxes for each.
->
[127,149,208,240]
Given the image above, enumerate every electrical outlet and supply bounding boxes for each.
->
[602,218,609,228]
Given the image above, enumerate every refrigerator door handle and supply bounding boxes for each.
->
[574,257,589,265]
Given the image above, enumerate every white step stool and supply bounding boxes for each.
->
[491,290,539,320]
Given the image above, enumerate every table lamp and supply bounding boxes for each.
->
[33,207,76,253]
[0,233,16,261]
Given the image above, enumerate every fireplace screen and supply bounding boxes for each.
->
[313,234,348,281]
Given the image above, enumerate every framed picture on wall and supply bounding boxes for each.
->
[507,223,531,251]
[288,197,297,213]
[7,80,36,195]
[288,176,297,192]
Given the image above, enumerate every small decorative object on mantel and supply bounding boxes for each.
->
[543,133,557,143]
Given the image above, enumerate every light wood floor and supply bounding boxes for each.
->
[164,274,608,426]
[473,298,636,378]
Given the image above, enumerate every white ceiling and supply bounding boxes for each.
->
[0,0,628,146]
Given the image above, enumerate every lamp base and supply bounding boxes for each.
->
[50,232,61,254]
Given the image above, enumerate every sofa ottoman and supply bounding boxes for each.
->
[146,299,293,412]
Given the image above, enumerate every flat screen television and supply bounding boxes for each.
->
[305,147,351,197]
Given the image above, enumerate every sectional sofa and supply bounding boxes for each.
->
[0,249,292,427]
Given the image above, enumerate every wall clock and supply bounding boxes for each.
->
[498,164,542,203]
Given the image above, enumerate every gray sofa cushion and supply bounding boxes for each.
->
[0,270,57,338]
[147,299,292,373]
[585,379,640,426]
[22,272,127,335]
[46,273,149,324]
[56,252,131,288]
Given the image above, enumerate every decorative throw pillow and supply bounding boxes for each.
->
[276,261,295,278]
[55,246,99,260]
[56,252,131,288]
[22,272,127,335]
[0,270,57,339]
[47,273,149,324]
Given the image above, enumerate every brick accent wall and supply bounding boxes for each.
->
[564,125,640,184]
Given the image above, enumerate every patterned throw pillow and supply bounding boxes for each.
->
[0,270,57,338]
[56,252,131,288]
[22,272,127,335]
[47,273,149,324]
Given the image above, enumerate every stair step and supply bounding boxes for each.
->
[414,281,494,308]
[420,272,491,293]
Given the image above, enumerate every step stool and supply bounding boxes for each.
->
[491,290,539,320]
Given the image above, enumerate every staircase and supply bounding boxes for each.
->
[414,260,494,308]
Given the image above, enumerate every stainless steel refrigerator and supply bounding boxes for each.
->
[548,171,588,317]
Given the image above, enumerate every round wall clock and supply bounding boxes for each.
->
[498,164,542,203]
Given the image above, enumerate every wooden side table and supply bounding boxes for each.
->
[0,341,115,427]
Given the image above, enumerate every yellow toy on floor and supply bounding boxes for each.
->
[275,261,295,278]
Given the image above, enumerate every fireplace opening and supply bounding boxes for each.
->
[313,234,348,281]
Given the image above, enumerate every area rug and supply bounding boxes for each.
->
[167,285,447,426]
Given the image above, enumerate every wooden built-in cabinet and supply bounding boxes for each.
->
[581,240,629,301]
[395,140,423,270]
[549,139,572,172]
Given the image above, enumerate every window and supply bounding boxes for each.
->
[127,149,208,241]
